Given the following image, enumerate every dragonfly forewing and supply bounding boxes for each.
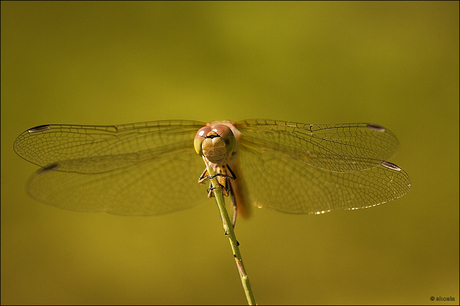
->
[13,120,206,172]
[235,120,400,172]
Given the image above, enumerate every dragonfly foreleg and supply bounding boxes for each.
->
[206,176,230,197]
[198,164,237,198]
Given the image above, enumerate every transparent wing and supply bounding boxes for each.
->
[234,119,411,214]
[14,120,210,215]
[235,119,400,172]
[14,120,206,172]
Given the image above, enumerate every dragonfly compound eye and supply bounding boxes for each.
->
[194,126,213,156]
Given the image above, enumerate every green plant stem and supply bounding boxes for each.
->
[202,156,256,305]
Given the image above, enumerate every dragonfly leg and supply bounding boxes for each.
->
[199,164,238,223]
[207,180,232,199]
[200,166,236,197]
[199,168,234,184]
[226,164,237,180]
[207,182,215,198]
[210,165,236,197]
[200,168,229,197]
[198,168,209,184]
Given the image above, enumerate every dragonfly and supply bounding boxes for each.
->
[13,119,411,221]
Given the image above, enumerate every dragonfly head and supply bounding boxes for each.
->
[194,124,236,164]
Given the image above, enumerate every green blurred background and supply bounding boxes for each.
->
[1,1,458,305]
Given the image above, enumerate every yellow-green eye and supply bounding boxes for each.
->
[194,126,212,156]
